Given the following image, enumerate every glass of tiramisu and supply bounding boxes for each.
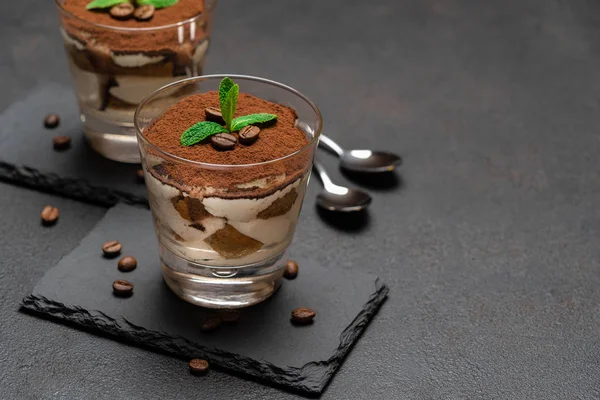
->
[55,0,216,162]
[135,75,322,308]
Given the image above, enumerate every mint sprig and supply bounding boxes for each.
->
[137,0,179,9]
[180,121,228,146]
[218,77,234,107]
[220,79,239,130]
[231,113,277,131]
[86,0,127,9]
[180,77,279,147]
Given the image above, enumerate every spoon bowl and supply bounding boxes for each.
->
[316,188,372,212]
[340,150,402,173]
[313,162,372,212]
[319,135,402,173]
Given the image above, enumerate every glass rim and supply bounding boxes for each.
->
[54,0,217,32]
[134,74,323,169]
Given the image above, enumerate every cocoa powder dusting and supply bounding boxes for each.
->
[143,92,313,198]
[60,0,207,53]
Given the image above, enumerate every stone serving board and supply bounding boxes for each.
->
[0,83,148,206]
[21,204,388,396]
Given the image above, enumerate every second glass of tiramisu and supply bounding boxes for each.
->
[55,0,216,162]
[135,75,322,308]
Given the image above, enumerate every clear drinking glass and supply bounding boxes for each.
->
[54,0,217,163]
[135,75,322,308]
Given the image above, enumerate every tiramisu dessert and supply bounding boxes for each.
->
[136,76,321,307]
[55,0,215,162]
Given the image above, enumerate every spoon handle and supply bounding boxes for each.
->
[318,134,345,157]
[312,162,336,192]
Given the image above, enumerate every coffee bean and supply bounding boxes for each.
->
[134,4,155,21]
[219,309,240,324]
[44,114,60,129]
[118,256,137,272]
[205,107,225,124]
[200,315,222,332]
[136,169,145,183]
[291,307,315,325]
[112,279,134,297]
[189,358,209,375]
[238,125,260,145]
[109,2,134,19]
[102,240,122,258]
[284,260,299,279]
[40,205,59,225]
[53,135,71,151]
[210,133,237,151]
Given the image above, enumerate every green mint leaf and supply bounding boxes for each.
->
[231,113,278,131]
[86,0,127,9]
[137,0,179,9]
[221,84,239,130]
[180,121,228,146]
[218,77,235,114]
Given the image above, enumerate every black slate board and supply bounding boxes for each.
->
[21,204,388,396]
[0,83,148,207]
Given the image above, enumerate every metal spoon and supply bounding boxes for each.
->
[313,162,372,212]
[319,134,402,173]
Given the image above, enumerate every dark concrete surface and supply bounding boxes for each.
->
[1,0,600,398]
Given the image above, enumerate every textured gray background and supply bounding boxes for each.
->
[1,0,600,398]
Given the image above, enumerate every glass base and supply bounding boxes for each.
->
[82,111,141,164]
[160,245,286,309]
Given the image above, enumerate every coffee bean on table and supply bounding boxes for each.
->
[118,256,137,272]
[102,240,122,258]
[53,135,71,151]
[134,4,155,21]
[200,315,222,332]
[210,133,237,151]
[205,107,225,124]
[291,307,316,325]
[284,260,299,279]
[112,279,134,297]
[189,358,209,375]
[44,114,60,129]
[238,125,260,145]
[136,169,145,183]
[219,309,240,324]
[41,205,59,225]
[110,3,134,19]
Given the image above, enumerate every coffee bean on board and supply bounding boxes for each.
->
[112,280,134,297]
[291,307,316,325]
[284,260,299,279]
[200,315,222,332]
[44,114,60,129]
[117,256,137,272]
[41,205,59,225]
[189,359,209,375]
[53,135,71,150]
[102,240,122,258]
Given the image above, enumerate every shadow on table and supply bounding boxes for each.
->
[316,207,371,233]
[341,170,402,191]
